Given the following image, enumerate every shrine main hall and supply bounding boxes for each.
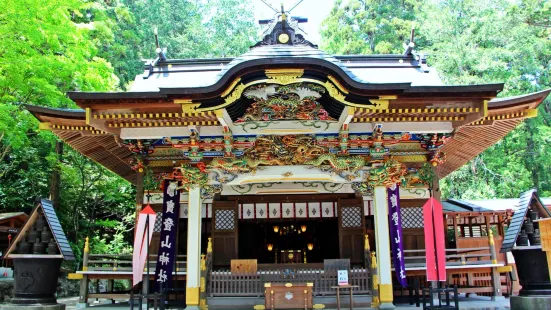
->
[27,11,550,310]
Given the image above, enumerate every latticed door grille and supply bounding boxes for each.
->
[214,209,235,230]
[341,206,362,228]
[153,212,163,232]
[401,207,424,228]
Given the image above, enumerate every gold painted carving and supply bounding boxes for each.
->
[224,83,247,105]
[369,99,390,110]
[278,33,290,43]
[327,75,349,94]
[265,69,304,85]
[525,108,538,118]
[200,254,206,271]
[221,78,242,97]
[323,81,347,103]
[200,277,206,292]
[175,99,201,114]
[85,108,91,125]
[207,237,213,253]
[38,122,51,130]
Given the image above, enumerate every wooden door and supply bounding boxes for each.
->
[212,200,239,268]
[338,198,365,265]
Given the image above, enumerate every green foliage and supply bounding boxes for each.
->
[321,0,420,54]
[0,0,257,266]
[321,0,551,199]
[417,0,551,198]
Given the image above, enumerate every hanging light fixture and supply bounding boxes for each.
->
[273,225,279,233]
[267,244,273,251]
[307,243,314,251]
[301,225,307,232]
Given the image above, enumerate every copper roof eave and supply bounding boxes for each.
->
[66,55,504,103]
[25,105,136,184]
[437,89,551,179]
[25,105,85,120]
[488,89,551,109]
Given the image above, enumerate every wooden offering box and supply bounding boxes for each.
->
[265,282,313,309]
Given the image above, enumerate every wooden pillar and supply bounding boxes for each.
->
[78,237,90,307]
[186,187,202,309]
[49,141,63,208]
[135,169,145,226]
[488,222,502,300]
[373,186,395,309]
[431,166,441,201]
[452,214,459,246]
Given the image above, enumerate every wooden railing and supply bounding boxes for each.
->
[399,247,496,267]
[86,253,187,272]
[208,268,371,297]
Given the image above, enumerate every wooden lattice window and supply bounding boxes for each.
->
[214,209,235,230]
[341,206,362,228]
[401,207,424,228]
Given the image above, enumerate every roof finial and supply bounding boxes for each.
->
[153,27,167,61]
[403,22,415,55]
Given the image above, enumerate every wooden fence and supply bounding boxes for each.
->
[208,268,371,297]
[87,254,187,272]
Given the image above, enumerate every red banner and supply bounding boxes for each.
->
[423,197,446,281]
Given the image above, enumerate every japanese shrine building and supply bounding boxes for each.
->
[27,13,550,310]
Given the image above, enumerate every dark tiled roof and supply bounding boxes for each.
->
[501,189,551,253]
[126,44,442,93]
[4,199,74,260]
[0,212,27,222]
[442,199,491,212]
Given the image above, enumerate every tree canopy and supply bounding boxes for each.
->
[1,0,550,264]
[0,0,257,263]
[321,0,551,199]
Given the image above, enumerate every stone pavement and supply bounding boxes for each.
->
[59,295,510,310]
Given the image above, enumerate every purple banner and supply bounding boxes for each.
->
[388,184,407,287]
[154,180,181,292]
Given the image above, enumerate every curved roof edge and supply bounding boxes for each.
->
[25,105,85,119]
[488,89,551,109]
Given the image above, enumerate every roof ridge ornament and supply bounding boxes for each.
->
[252,1,317,48]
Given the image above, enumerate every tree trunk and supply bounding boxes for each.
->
[49,141,63,208]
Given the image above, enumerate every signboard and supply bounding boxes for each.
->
[337,270,349,286]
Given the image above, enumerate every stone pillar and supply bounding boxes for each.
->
[186,187,202,310]
[373,186,395,309]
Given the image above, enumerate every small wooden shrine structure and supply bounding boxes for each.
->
[26,10,550,310]
[500,189,551,309]
[2,199,74,308]
[0,213,27,254]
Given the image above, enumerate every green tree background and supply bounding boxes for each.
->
[321,0,551,199]
[0,0,549,264]
[0,0,257,263]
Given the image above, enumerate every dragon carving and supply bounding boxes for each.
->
[305,153,366,177]
[236,83,335,122]
[208,157,284,174]
[366,159,408,188]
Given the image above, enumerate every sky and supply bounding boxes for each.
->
[252,0,336,44]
